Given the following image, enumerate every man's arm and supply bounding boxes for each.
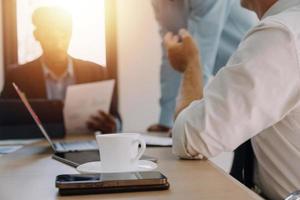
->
[167,24,300,159]
[164,29,204,118]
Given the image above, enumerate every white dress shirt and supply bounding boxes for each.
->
[173,1,300,199]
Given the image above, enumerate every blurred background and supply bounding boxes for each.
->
[0,0,232,171]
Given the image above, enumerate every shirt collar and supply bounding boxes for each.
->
[41,56,74,81]
[262,0,300,19]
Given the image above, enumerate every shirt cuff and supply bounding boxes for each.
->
[172,109,204,160]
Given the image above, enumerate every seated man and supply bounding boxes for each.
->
[166,0,300,199]
[1,6,120,133]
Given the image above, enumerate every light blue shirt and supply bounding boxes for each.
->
[41,57,75,101]
[152,0,258,127]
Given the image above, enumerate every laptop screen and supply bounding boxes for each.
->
[12,83,57,152]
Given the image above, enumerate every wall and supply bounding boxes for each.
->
[117,0,161,132]
[0,2,4,92]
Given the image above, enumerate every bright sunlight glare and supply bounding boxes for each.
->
[17,0,106,66]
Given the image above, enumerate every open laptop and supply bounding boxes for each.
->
[13,83,158,167]
[0,99,65,140]
[12,83,98,153]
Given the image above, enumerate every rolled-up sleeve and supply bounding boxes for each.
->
[173,21,300,159]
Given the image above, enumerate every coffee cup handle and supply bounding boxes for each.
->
[132,138,146,162]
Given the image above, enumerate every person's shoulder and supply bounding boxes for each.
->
[7,58,41,78]
[243,12,297,43]
[269,5,300,27]
[72,57,108,82]
[255,7,300,37]
[72,57,105,71]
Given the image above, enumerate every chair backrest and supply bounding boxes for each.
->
[230,139,255,189]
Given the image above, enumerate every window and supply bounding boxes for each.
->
[16,0,106,66]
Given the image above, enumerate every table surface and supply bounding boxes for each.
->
[0,135,263,200]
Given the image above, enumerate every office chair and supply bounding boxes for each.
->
[230,139,255,189]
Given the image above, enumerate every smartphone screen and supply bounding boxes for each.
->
[56,171,167,189]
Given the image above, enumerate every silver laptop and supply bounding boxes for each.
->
[13,83,98,153]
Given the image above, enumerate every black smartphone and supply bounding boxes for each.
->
[56,171,169,196]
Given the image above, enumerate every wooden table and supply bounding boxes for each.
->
[0,135,263,200]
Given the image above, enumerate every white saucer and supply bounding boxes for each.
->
[76,160,158,174]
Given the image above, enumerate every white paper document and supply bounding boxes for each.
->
[141,134,172,147]
[0,139,41,146]
[64,80,115,134]
[0,145,23,155]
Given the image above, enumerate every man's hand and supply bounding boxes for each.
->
[164,29,200,73]
[86,111,117,134]
[164,29,204,119]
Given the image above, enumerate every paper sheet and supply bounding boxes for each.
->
[0,145,23,154]
[0,139,41,146]
[64,80,115,134]
[141,134,172,147]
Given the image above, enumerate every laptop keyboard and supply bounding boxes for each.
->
[55,140,98,152]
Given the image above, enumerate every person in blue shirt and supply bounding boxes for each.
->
[148,0,257,132]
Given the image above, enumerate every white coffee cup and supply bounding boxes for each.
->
[96,133,146,172]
